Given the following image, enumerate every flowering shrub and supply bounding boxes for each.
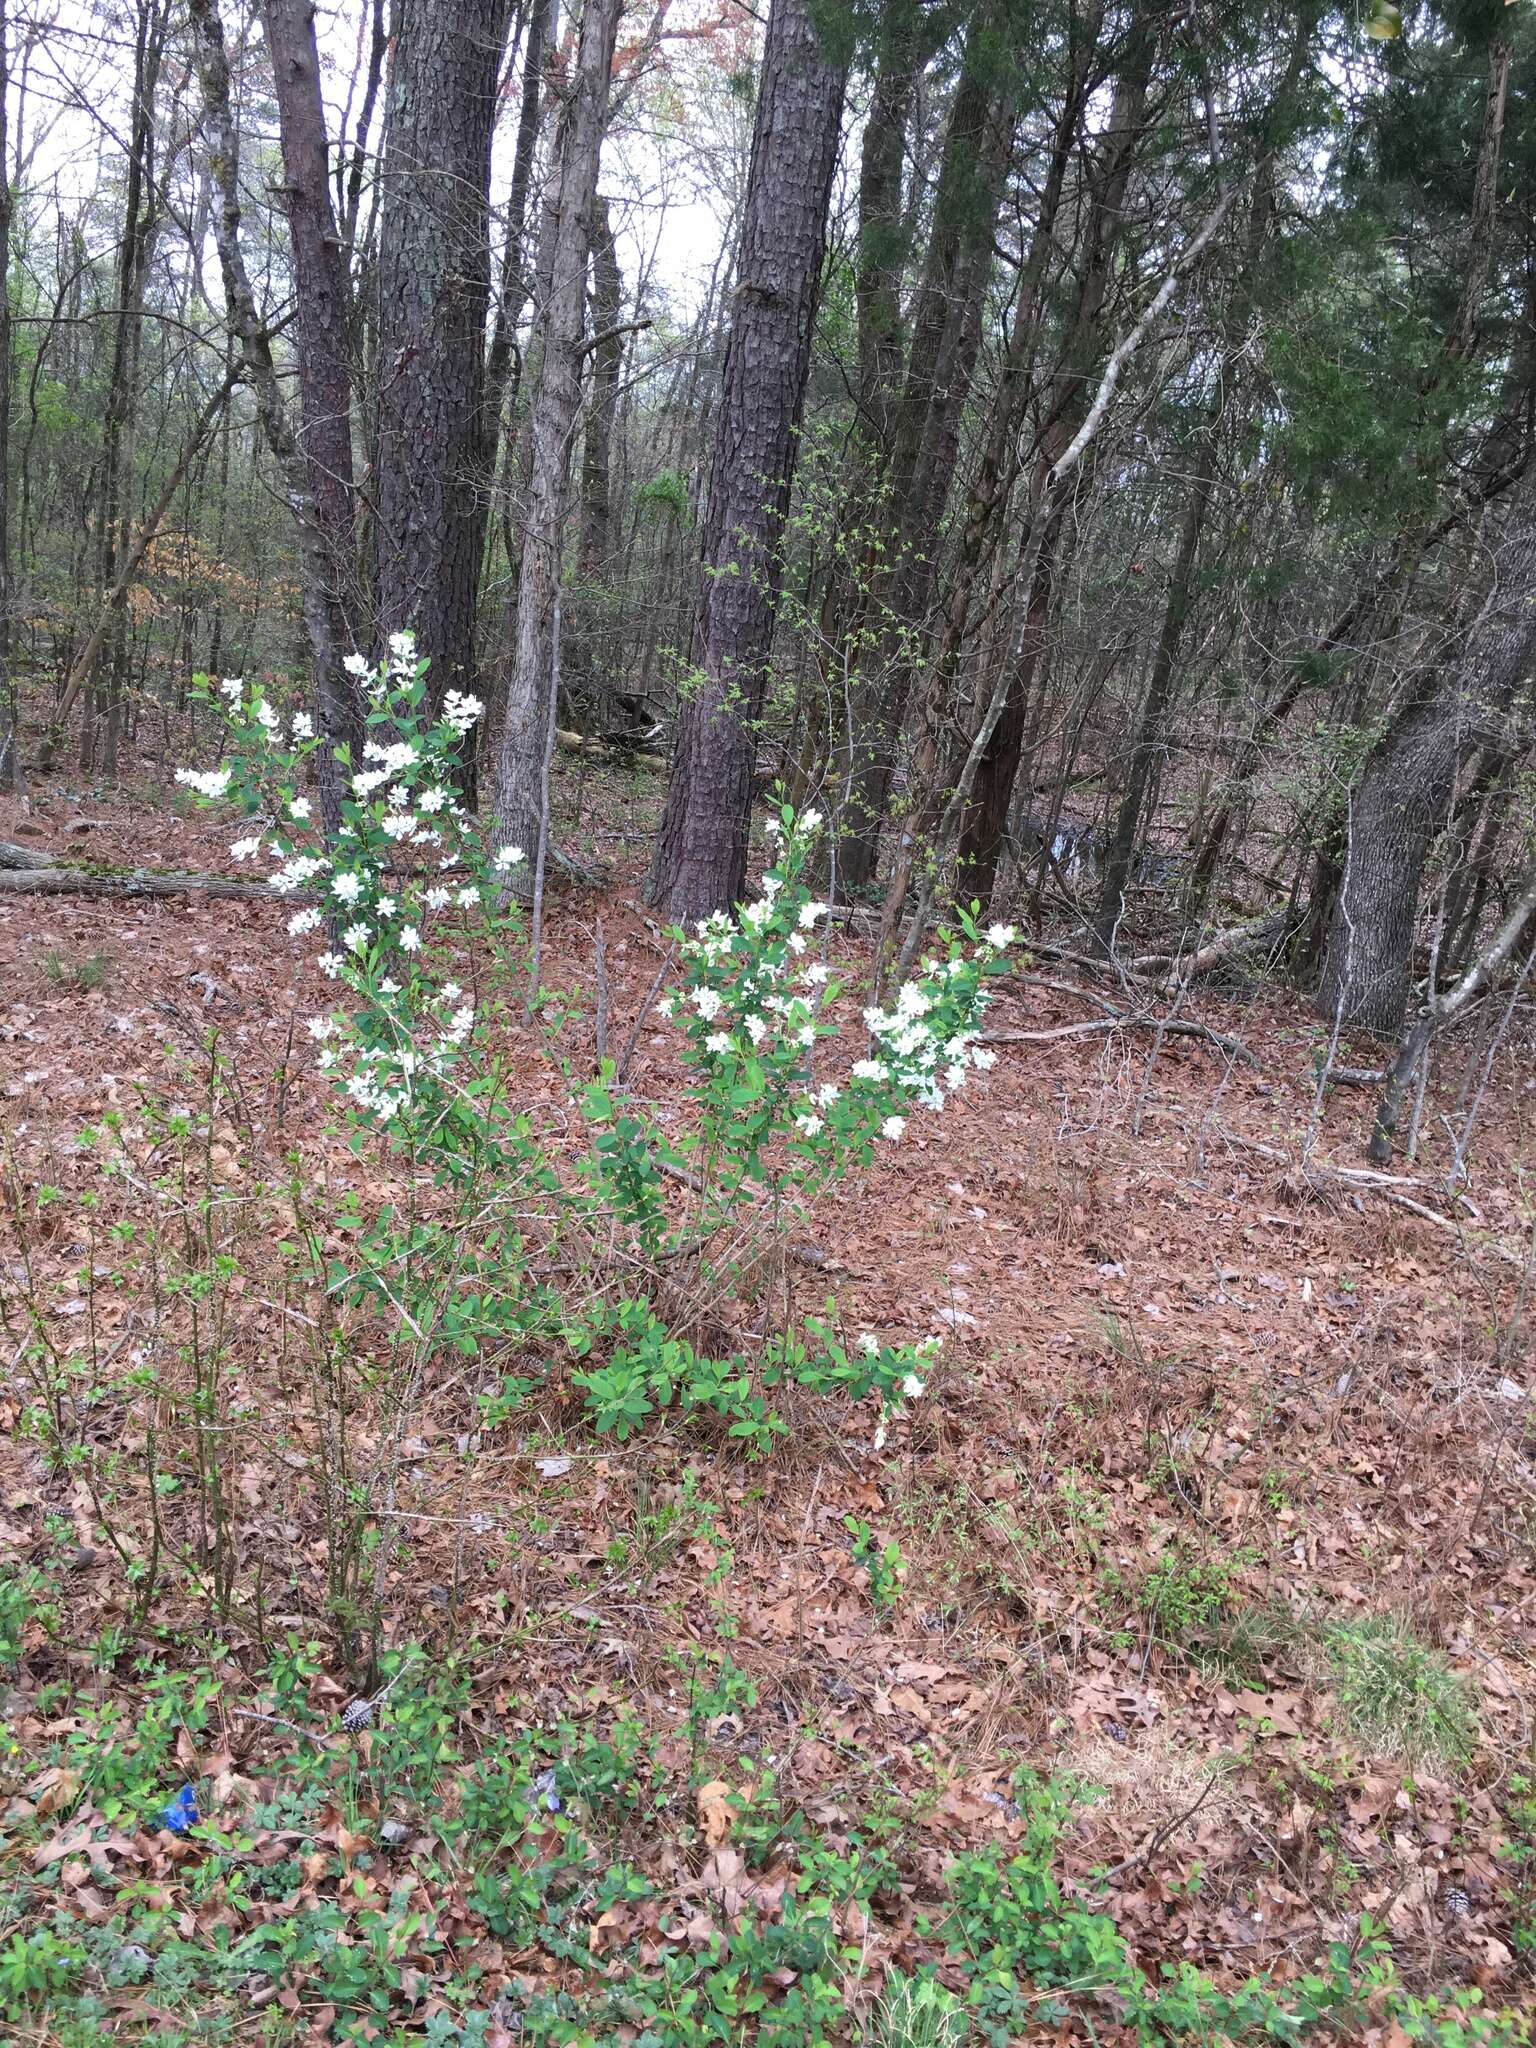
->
[176,648,1015,1455]
[178,633,524,1156]
[653,799,1011,1224]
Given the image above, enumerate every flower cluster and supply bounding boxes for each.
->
[176,635,522,1142]
[657,803,1012,1202]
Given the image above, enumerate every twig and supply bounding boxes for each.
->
[1096,1772,1221,1883]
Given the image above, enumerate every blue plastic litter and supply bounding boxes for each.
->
[160,1783,199,1834]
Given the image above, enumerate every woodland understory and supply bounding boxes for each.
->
[0,0,1534,2042]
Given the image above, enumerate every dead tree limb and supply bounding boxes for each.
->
[1368,865,1536,1165]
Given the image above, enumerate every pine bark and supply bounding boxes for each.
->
[262,0,365,701]
[646,0,850,921]
[187,0,363,832]
[374,0,513,705]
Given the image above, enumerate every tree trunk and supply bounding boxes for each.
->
[1368,862,1536,1164]
[374,0,513,705]
[87,0,165,778]
[262,0,365,739]
[187,0,364,833]
[646,0,850,920]
[1317,27,1522,1036]
[837,0,1016,892]
[952,32,1154,904]
[1315,525,1534,1037]
[492,0,623,876]
[0,0,16,793]
[578,198,623,583]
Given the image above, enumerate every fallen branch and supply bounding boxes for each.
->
[1215,1128,1529,1267]
[985,1001,1257,1065]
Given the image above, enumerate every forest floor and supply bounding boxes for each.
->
[1,751,1534,2045]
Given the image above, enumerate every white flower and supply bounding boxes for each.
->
[387,785,411,808]
[352,768,389,796]
[986,923,1016,950]
[945,1062,968,1091]
[880,1114,906,1141]
[901,1373,925,1399]
[815,1083,840,1107]
[288,908,322,936]
[494,845,525,870]
[382,813,417,840]
[800,808,824,833]
[896,984,930,1019]
[290,713,314,741]
[795,1113,823,1136]
[424,887,451,910]
[743,1014,767,1045]
[399,925,421,952]
[705,1031,731,1054]
[442,689,484,732]
[456,886,481,909]
[317,1048,336,1070]
[971,1047,997,1070]
[219,675,244,702]
[289,797,312,821]
[229,835,261,861]
[859,1333,881,1356]
[693,988,723,1021]
[786,932,806,955]
[419,788,446,813]
[175,767,232,799]
[376,895,397,917]
[803,962,828,986]
[798,901,827,929]
[387,630,416,662]
[760,875,781,900]
[342,921,370,951]
[851,1058,884,1081]
[763,817,783,839]
[270,855,323,894]
[332,871,364,904]
[795,1025,815,1047]
[379,976,399,993]
[442,982,463,1002]
[306,1015,334,1041]
[873,1422,888,1452]
[318,951,344,978]
[657,997,675,1018]
[343,652,370,678]
[255,700,280,733]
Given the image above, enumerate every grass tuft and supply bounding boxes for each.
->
[867,1971,969,2048]
[1325,1616,1478,1766]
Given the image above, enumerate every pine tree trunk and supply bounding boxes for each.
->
[263,0,365,732]
[374,0,512,705]
[188,0,363,834]
[646,0,850,921]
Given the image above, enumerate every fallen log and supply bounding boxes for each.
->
[0,840,275,902]
[555,727,666,773]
